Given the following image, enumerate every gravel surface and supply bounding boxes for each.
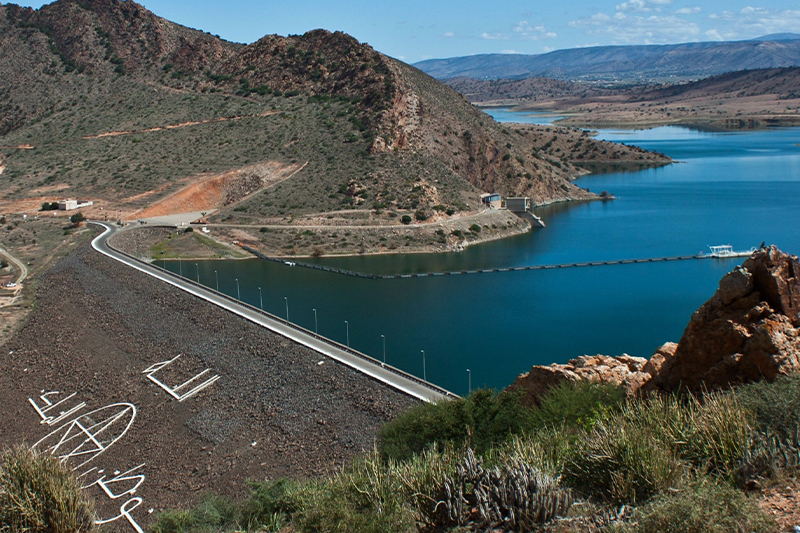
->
[0,238,416,526]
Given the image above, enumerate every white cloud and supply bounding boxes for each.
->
[512,20,557,40]
[675,7,701,14]
[706,6,800,39]
[570,12,700,44]
[443,31,456,38]
[500,49,522,54]
[616,0,672,13]
[480,32,507,40]
[617,0,649,13]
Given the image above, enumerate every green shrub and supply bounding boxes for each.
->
[469,223,481,233]
[291,451,414,533]
[238,479,302,531]
[400,214,412,225]
[627,394,751,481]
[534,381,625,430]
[736,373,800,441]
[378,389,537,461]
[69,211,86,224]
[612,479,775,533]
[152,495,237,533]
[564,418,685,504]
[0,446,97,533]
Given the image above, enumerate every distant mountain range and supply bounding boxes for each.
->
[414,36,800,82]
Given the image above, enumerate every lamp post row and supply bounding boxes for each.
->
[187,271,460,386]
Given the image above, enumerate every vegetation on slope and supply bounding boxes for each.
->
[0,446,97,532]
[146,375,800,532]
[0,0,665,233]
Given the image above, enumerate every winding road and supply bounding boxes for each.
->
[90,221,453,403]
[0,245,27,305]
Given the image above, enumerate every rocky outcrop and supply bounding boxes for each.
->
[651,246,800,392]
[508,354,651,406]
[509,246,800,403]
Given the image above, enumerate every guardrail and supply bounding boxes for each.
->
[97,225,456,401]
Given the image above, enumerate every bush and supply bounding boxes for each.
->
[153,495,236,533]
[69,211,86,225]
[291,451,414,533]
[400,215,412,225]
[414,210,427,221]
[469,223,481,233]
[564,418,685,504]
[534,381,625,430]
[378,389,538,461]
[0,446,97,533]
[613,479,775,533]
[736,373,800,441]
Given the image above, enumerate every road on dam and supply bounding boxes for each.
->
[90,221,453,403]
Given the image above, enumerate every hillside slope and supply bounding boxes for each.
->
[0,0,667,256]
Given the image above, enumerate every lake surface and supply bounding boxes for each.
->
[166,115,800,396]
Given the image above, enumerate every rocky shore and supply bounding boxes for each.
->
[0,236,415,523]
[510,246,800,403]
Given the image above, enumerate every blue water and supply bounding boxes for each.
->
[484,108,565,125]
[166,120,800,396]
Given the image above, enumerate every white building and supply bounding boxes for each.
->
[58,199,94,211]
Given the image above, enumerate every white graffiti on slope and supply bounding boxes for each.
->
[81,463,146,499]
[28,390,87,426]
[143,354,220,402]
[81,464,147,533]
[33,403,136,469]
[94,497,145,533]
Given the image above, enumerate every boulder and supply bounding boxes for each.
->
[656,246,800,392]
[508,354,650,406]
[508,246,800,403]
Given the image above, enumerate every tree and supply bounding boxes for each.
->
[69,212,86,225]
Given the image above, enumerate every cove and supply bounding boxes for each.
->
[165,116,800,396]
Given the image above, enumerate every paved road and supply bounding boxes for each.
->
[90,222,453,403]
[0,245,27,305]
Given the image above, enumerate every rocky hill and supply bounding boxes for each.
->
[0,0,667,254]
[510,245,800,404]
[415,38,800,82]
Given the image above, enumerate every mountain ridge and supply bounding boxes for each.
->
[415,37,800,82]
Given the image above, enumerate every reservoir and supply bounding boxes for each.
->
[166,115,800,396]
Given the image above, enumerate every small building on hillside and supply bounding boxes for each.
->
[480,193,502,208]
[506,197,531,212]
[58,199,94,211]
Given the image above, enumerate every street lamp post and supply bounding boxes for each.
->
[313,308,318,334]
[284,297,289,321]
[179,258,182,277]
[421,350,426,381]
[345,321,349,347]
[214,270,219,292]
[195,262,199,283]
[258,287,263,310]
[381,335,386,365]
[235,278,240,300]
[467,369,472,393]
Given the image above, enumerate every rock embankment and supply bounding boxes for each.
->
[509,246,800,403]
[0,238,415,520]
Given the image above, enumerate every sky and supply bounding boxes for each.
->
[14,0,800,63]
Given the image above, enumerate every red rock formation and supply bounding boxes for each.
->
[508,354,651,406]
[508,246,800,403]
[657,246,800,392]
